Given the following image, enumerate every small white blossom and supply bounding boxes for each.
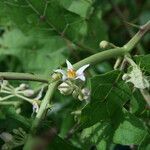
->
[54,60,89,81]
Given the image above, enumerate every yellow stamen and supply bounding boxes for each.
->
[67,69,76,79]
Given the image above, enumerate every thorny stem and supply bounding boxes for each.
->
[22,20,150,149]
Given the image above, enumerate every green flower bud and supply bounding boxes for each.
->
[81,88,90,100]
[78,94,84,101]
[99,40,109,49]
[72,89,79,99]
[58,82,73,95]
[22,89,34,97]
[18,83,29,90]
[52,73,62,81]
[15,83,29,91]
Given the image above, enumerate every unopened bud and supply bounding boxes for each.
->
[99,40,109,49]
[18,83,29,90]
[16,83,29,91]
[78,94,84,101]
[52,73,62,81]
[81,88,90,100]
[72,89,79,99]
[32,101,39,113]
[58,82,73,95]
[22,89,34,97]
[0,132,13,143]
[122,74,130,80]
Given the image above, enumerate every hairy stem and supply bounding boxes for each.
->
[0,72,49,83]
[23,82,58,150]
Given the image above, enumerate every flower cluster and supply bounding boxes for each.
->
[53,60,90,101]
[0,128,27,150]
[0,80,43,114]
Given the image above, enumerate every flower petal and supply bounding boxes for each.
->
[66,60,74,70]
[54,69,67,81]
[32,102,39,113]
[76,64,90,76]
[54,69,65,75]
[76,74,86,81]
[35,87,44,100]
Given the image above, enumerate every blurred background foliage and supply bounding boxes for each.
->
[0,0,150,150]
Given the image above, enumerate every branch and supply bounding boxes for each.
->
[74,20,150,69]
[0,72,49,83]
[23,82,58,150]
[123,20,150,52]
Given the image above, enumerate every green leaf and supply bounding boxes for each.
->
[130,89,146,115]
[0,0,107,51]
[0,28,69,74]
[82,9,108,50]
[0,106,31,131]
[113,113,147,145]
[81,122,111,150]
[48,135,80,150]
[81,70,132,128]
[59,0,94,18]
[91,70,131,103]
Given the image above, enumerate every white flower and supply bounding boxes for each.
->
[54,60,89,81]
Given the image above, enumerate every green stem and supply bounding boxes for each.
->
[0,94,14,101]
[15,94,33,104]
[123,20,150,52]
[23,82,58,150]
[0,72,49,83]
[74,47,126,69]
